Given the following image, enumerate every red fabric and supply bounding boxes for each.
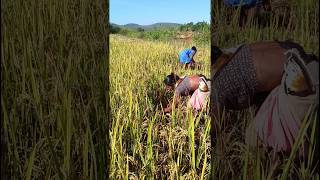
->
[188,89,209,111]
[253,84,315,153]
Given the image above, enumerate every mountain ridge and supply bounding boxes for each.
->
[111,22,182,30]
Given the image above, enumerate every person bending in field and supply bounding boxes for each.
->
[246,48,319,158]
[179,46,197,69]
[211,40,314,110]
[188,78,211,112]
[163,73,208,113]
[211,40,319,158]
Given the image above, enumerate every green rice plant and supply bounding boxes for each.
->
[188,110,196,170]
[25,140,38,180]
[2,0,108,179]
[280,105,316,180]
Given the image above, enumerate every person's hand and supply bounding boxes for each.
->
[164,106,171,113]
[190,60,196,70]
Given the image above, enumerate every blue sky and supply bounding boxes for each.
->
[110,0,210,25]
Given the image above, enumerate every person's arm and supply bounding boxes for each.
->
[164,80,186,113]
[190,51,196,63]
[184,63,189,70]
[164,78,190,113]
[164,93,181,113]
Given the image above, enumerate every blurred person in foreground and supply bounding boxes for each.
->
[212,41,319,158]
[245,48,319,158]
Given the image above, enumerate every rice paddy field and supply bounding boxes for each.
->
[109,35,211,179]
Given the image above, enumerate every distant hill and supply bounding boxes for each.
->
[122,23,142,29]
[111,22,182,30]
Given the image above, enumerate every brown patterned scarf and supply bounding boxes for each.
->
[212,45,258,109]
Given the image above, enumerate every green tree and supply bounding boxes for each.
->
[110,24,121,34]
[137,27,145,32]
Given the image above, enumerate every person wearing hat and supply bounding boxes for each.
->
[188,77,211,111]
[163,73,207,113]
[246,48,319,157]
[179,46,197,69]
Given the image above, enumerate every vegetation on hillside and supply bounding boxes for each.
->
[110,21,210,46]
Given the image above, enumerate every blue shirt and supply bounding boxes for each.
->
[224,0,258,7]
[179,49,195,64]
